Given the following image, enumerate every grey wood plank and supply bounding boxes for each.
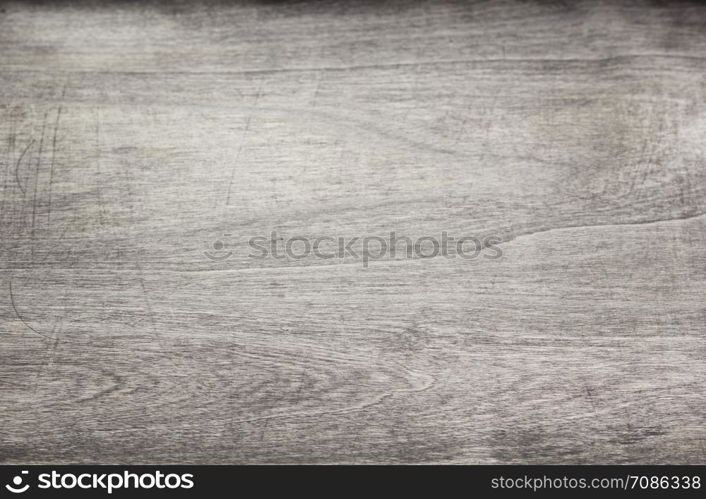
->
[0,0,704,464]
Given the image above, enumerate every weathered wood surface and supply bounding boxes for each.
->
[0,0,705,464]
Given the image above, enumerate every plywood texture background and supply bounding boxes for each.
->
[1,0,705,464]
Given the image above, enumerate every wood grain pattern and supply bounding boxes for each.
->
[0,0,705,464]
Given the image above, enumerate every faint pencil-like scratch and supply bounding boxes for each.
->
[2,113,16,219]
[73,368,125,404]
[31,111,48,248]
[224,80,263,208]
[224,116,252,207]
[119,153,179,368]
[14,139,35,196]
[134,258,180,370]
[48,102,63,222]
[33,321,61,393]
[8,279,49,339]
[94,108,106,225]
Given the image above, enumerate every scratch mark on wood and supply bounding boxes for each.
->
[48,103,63,223]
[94,107,106,225]
[31,111,48,245]
[8,279,49,339]
[13,139,34,196]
